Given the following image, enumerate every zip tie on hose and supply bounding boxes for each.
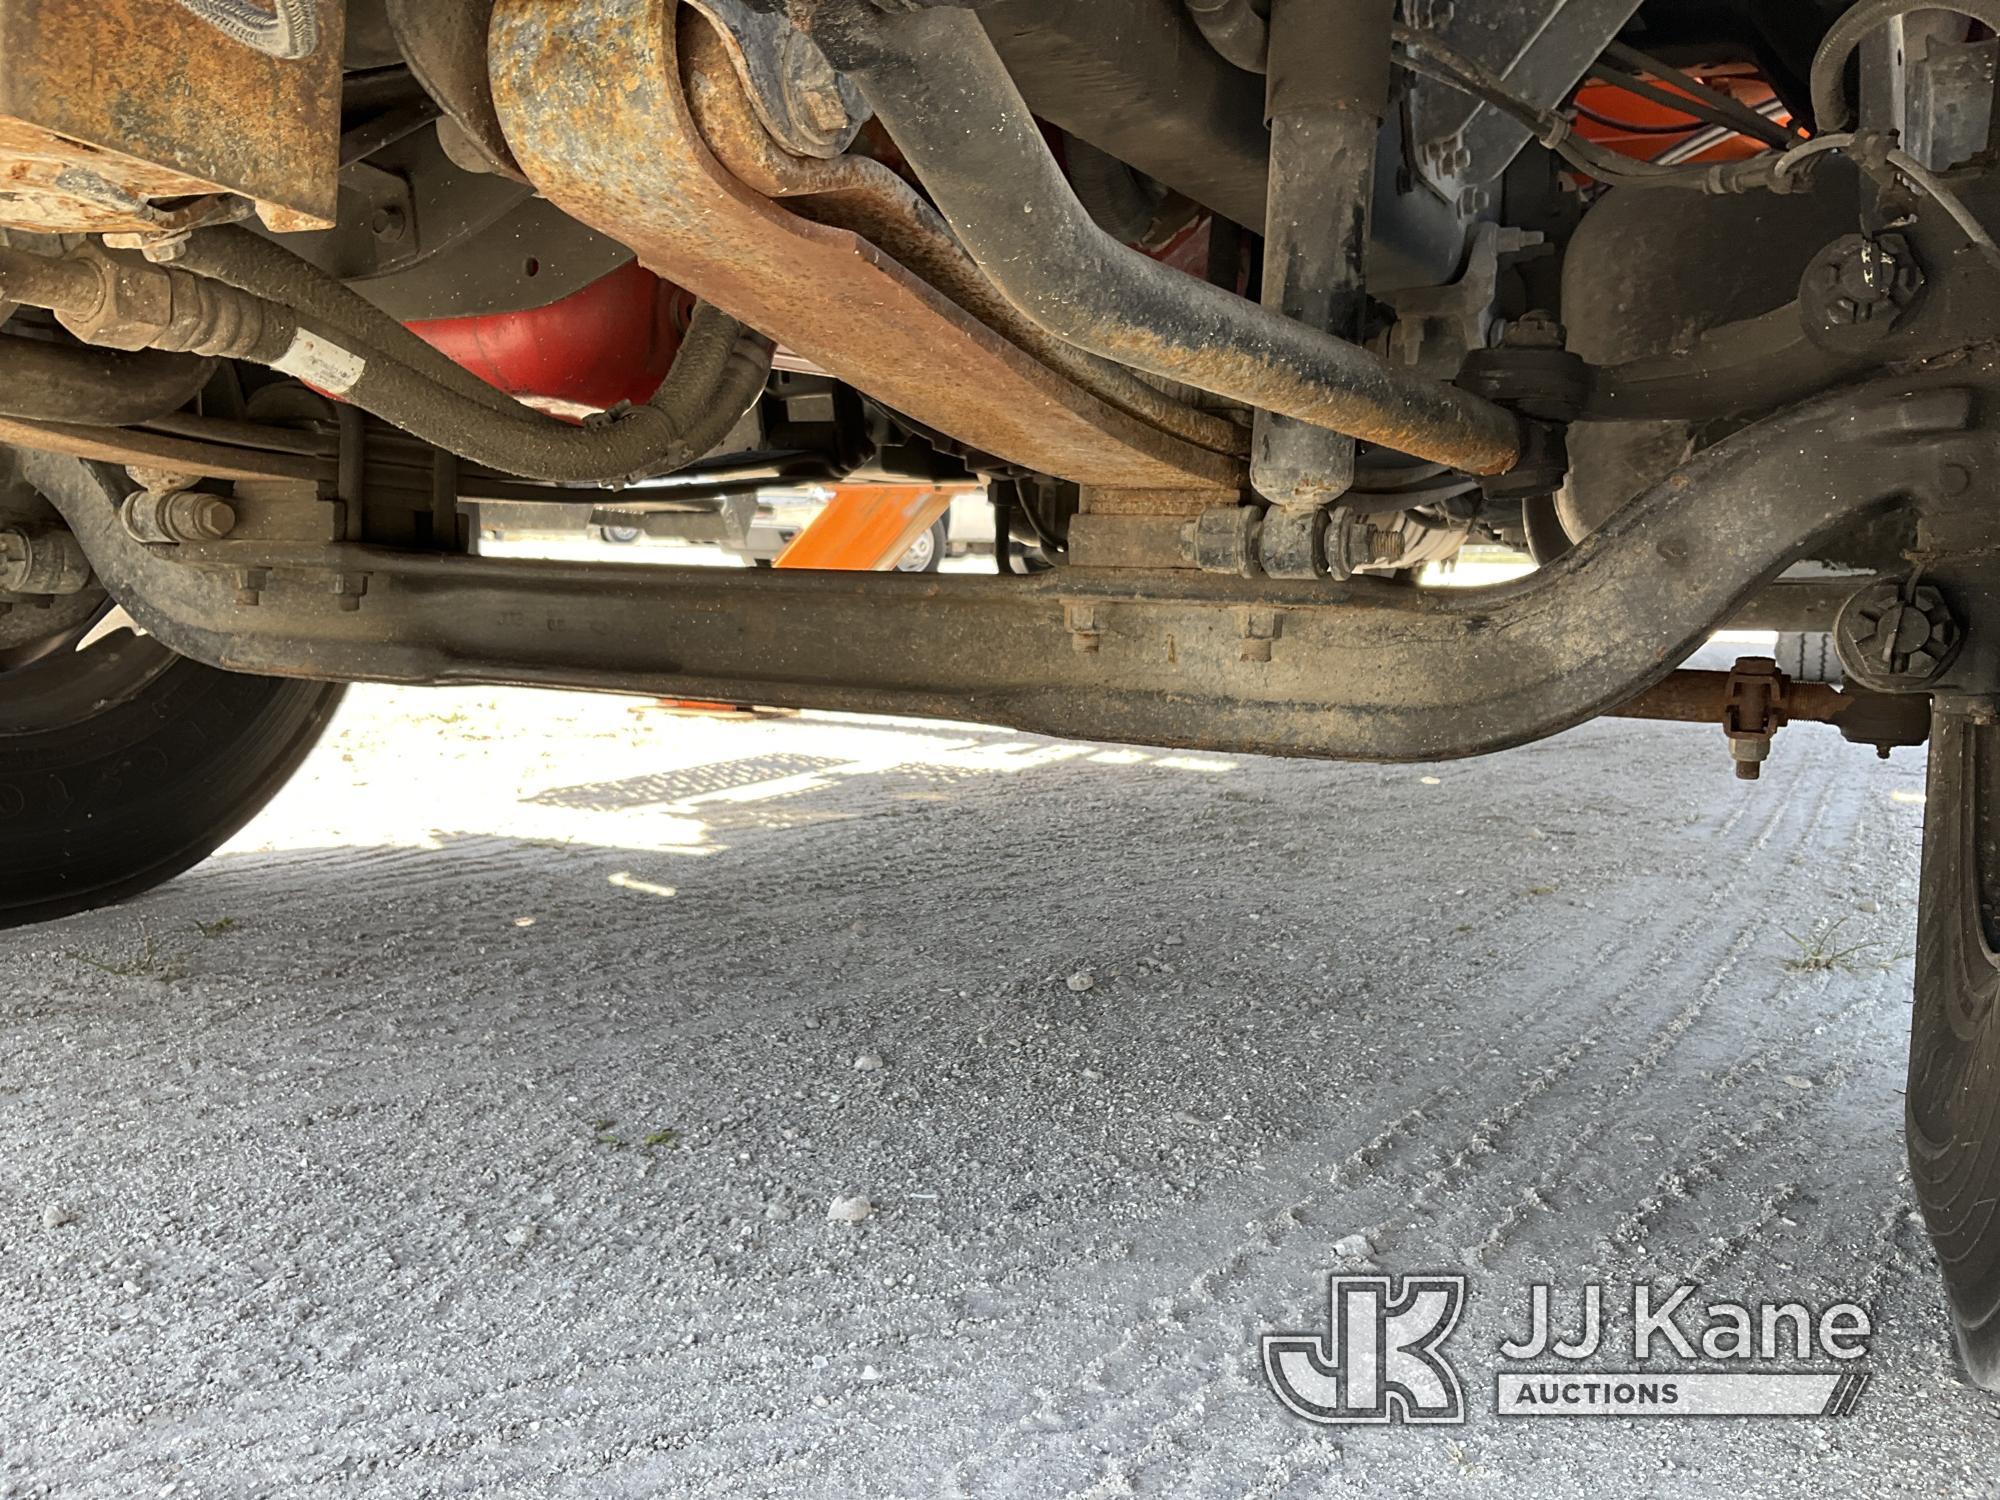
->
[171,0,320,59]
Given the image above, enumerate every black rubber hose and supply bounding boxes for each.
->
[155,240,775,483]
[176,227,527,417]
[1063,137,1171,245]
[0,336,215,426]
[311,302,775,484]
[0,242,775,483]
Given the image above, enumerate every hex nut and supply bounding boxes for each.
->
[1836,580,1961,686]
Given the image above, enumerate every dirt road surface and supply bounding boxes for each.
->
[4,676,1997,1497]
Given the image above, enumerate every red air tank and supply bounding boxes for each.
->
[406,260,694,417]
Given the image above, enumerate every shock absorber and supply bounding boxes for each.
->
[1253,0,1395,574]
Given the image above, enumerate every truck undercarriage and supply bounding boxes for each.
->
[5,0,2000,1385]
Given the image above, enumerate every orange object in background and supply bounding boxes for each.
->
[652,484,969,712]
[773,484,962,571]
[1571,66,1793,169]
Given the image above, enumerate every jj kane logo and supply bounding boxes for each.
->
[1262,1275,1468,1425]
[1263,1276,1873,1424]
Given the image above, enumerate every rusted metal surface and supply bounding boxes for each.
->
[0,0,344,234]
[1611,659,1931,772]
[0,415,325,484]
[488,0,1240,493]
[679,19,1247,459]
[1614,667,1839,726]
[683,0,869,158]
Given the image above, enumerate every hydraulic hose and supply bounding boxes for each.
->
[0,337,214,426]
[177,227,527,418]
[809,4,1524,475]
[306,300,775,485]
[0,242,774,485]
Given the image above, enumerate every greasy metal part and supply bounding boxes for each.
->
[982,0,1270,231]
[984,0,1468,294]
[1183,0,1267,73]
[677,21,1247,459]
[1837,577,1966,688]
[6,240,288,359]
[0,336,214,426]
[488,0,1240,493]
[0,246,118,317]
[1382,223,1542,379]
[1906,32,1998,171]
[0,522,87,595]
[1580,304,1870,423]
[31,367,1993,764]
[121,489,238,545]
[0,0,346,233]
[1404,0,1643,200]
[1251,0,1391,512]
[810,3,1524,476]
[1725,658,1788,779]
[1067,512,1194,570]
[1801,233,1930,347]
[1257,507,1328,578]
[1324,506,1470,580]
[1814,0,2000,134]
[384,0,527,181]
[684,0,871,158]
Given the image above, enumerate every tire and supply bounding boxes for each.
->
[1909,707,2000,1388]
[1773,630,1844,685]
[0,630,345,928]
[896,517,946,573]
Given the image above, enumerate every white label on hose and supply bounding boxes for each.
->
[274,328,366,394]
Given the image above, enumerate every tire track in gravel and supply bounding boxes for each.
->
[1178,753,1907,1500]
[1063,747,1879,1498]
[945,749,1846,1496]
[1330,749,1828,1198]
[1343,745,1843,1249]
[1128,764,1904,1500]
[1419,760,1861,1272]
[1567,750,1917,1286]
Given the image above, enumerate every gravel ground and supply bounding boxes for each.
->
[3,674,1998,1497]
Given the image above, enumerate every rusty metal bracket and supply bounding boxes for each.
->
[488,0,1240,494]
[1613,657,1933,776]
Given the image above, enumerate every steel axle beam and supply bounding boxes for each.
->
[23,369,1994,764]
